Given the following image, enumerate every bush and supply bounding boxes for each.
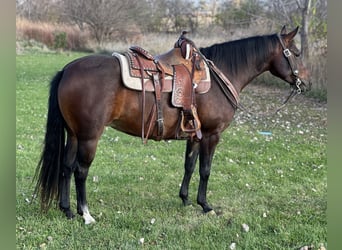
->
[53,31,67,50]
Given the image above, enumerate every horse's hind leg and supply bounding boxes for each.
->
[59,134,78,219]
[74,138,99,224]
[179,140,200,206]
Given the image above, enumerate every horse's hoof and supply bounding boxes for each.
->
[182,199,192,207]
[207,210,217,216]
[66,213,75,220]
[83,212,96,225]
[61,207,75,219]
[84,217,96,225]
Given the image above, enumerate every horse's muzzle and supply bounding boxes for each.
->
[295,78,311,93]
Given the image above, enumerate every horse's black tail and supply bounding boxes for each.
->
[33,70,65,212]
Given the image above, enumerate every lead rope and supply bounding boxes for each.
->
[237,88,299,119]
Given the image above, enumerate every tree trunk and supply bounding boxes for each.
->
[300,0,311,61]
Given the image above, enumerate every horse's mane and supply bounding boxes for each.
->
[200,34,279,77]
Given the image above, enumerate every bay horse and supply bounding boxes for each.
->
[34,26,311,224]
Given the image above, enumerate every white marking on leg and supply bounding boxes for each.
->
[207,210,217,216]
[82,205,96,224]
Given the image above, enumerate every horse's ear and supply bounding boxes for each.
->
[285,26,299,41]
[280,25,287,35]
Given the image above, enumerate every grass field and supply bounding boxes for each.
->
[16,51,327,249]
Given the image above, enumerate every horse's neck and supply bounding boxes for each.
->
[204,39,274,94]
[221,57,269,94]
[239,64,269,92]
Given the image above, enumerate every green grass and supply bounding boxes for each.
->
[16,51,327,249]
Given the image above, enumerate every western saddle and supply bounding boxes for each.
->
[122,31,208,142]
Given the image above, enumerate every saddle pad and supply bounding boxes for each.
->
[112,51,211,94]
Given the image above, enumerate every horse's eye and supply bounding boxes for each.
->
[291,47,301,57]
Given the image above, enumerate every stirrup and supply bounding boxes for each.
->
[180,105,202,139]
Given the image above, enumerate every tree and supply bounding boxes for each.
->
[215,0,266,30]
[61,0,145,45]
[299,0,311,60]
[146,0,197,33]
[16,0,61,22]
[212,0,327,61]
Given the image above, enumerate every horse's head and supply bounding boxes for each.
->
[270,26,312,93]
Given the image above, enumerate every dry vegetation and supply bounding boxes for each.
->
[16,18,90,51]
[16,18,225,53]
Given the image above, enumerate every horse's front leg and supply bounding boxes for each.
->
[179,139,200,206]
[197,133,220,213]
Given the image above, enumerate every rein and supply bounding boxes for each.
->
[194,34,305,118]
[193,47,240,110]
[206,59,239,110]
[237,88,299,118]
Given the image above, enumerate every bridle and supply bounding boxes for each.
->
[277,33,306,94]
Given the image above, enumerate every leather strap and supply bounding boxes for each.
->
[134,54,147,142]
[206,59,239,109]
[144,104,156,144]
[277,34,299,77]
[152,73,164,140]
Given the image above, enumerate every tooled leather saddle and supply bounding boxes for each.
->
[113,32,210,142]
